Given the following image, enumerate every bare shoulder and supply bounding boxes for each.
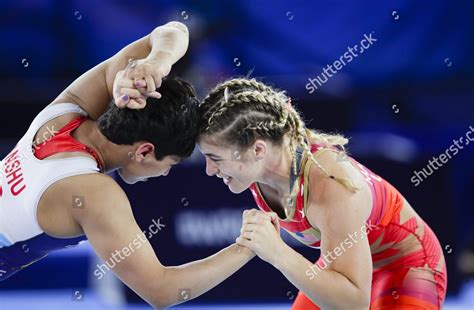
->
[305,150,372,228]
[38,173,130,237]
[66,173,135,233]
[49,174,128,215]
[66,173,129,210]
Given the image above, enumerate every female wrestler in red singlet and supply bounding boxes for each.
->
[197,78,447,309]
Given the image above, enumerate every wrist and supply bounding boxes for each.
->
[271,241,292,270]
[233,243,256,260]
[146,50,174,66]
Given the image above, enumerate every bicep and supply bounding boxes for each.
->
[50,60,110,119]
[307,177,373,292]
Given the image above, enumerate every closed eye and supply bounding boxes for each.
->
[207,156,222,163]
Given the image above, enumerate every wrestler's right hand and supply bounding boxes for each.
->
[113,69,148,109]
[238,209,281,242]
[114,54,172,109]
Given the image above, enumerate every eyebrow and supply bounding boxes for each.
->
[204,153,221,159]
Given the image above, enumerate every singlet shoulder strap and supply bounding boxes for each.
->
[33,115,105,172]
[300,145,334,214]
[29,103,87,135]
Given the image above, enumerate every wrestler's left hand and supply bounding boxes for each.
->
[236,209,285,265]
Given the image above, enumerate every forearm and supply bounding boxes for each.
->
[51,21,190,120]
[274,244,369,309]
[146,21,189,66]
[156,243,254,308]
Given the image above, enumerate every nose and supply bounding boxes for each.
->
[205,157,219,176]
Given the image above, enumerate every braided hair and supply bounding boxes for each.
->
[198,78,358,192]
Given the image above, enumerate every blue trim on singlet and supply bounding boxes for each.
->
[0,233,86,281]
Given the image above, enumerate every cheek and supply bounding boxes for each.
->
[234,163,255,180]
[118,168,137,184]
[157,162,174,175]
[121,164,136,177]
[131,161,160,177]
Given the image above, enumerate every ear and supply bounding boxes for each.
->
[253,140,267,160]
[134,143,155,161]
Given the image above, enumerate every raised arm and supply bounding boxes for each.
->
[70,174,254,309]
[50,21,189,119]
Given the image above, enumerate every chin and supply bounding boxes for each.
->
[121,176,138,185]
[228,183,249,194]
[229,187,244,194]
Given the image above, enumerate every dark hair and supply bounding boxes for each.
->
[98,76,199,160]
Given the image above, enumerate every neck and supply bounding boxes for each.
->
[258,141,294,195]
[76,120,128,173]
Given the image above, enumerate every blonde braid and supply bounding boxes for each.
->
[206,90,288,131]
[202,79,277,123]
[288,111,359,192]
[203,78,274,103]
[200,77,357,192]
[201,79,274,116]
[203,78,286,132]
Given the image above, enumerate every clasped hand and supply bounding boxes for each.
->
[113,57,172,109]
[236,209,287,265]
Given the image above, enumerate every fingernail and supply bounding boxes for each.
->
[135,80,145,87]
[122,94,129,102]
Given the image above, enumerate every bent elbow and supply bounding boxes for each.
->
[336,288,370,309]
[149,285,183,309]
[164,21,189,36]
[149,287,179,309]
[154,21,189,38]
[354,289,371,309]
[150,297,173,310]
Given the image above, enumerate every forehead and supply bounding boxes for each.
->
[197,138,227,155]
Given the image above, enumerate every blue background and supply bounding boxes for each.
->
[0,0,473,307]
